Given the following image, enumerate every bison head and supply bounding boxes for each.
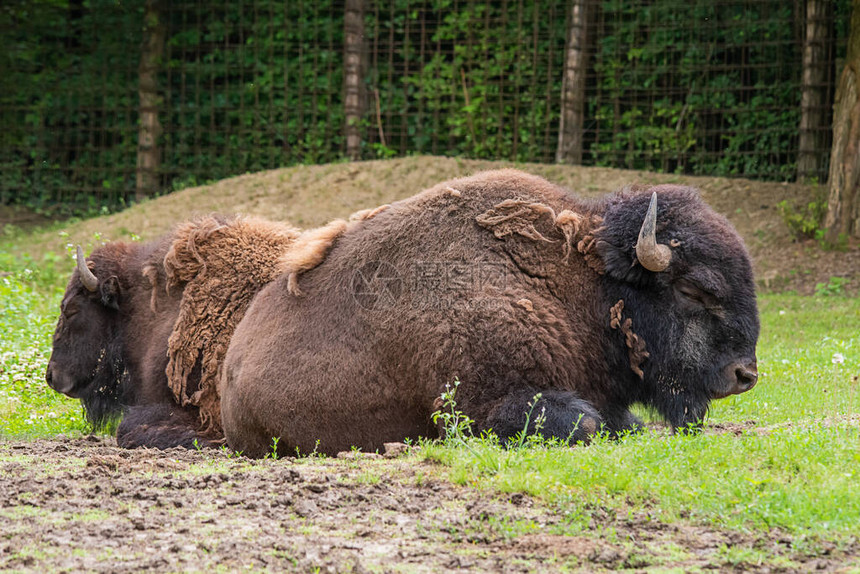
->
[46,245,126,428]
[596,186,759,429]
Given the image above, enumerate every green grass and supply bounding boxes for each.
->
[0,246,88,438]
[2,244,859,540]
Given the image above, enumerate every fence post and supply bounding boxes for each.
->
[798,0,833,182]
[556,0,592,165]
[136,0,166,202]
[344,0,367,161]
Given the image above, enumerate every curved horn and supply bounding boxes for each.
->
[76,245,99,292]
[635,192,672,272]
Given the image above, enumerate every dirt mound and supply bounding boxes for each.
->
[7,156,859,295]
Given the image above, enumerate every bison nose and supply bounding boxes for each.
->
[733,360,758,393]
[46,363,78,397]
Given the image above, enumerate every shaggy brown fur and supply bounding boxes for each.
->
[221,169,759,457]
[162,215,301,434]
[609,299,650,379]
[162,207,391,433]
[221,170,624,456]
[476,199,602,267]
[280,204,390,296]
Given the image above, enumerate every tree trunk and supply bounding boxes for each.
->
[556,0,592,165]
[136,0,166,202]
[344,0,367,161]
[825,0,860,241]
[798,0,833,181]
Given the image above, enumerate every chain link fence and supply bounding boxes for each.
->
[0,0,849,212]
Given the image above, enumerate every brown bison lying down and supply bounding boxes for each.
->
[46,211,383,449]
[221,169,759,457]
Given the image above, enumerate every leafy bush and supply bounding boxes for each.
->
[777,198,828,241]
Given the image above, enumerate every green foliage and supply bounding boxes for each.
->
[0,250,88,438]
[590,1,803,180]
[4,0,842,213]
[778,198,828,241]
[265,436,281,460]
[162,0,345,181]
[369,0,566,162]
[0,0,142,213]
[431,379,477,446]
[814,276,851,297]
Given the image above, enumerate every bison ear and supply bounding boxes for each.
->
[100,276,121,310]
[595,240,653,286]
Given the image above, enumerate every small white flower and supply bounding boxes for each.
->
[779,310,786,316]
[832,353,845,365]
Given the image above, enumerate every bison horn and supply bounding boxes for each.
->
[635,192,672,273]
[76,245,99,292]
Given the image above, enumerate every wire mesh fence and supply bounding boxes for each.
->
[0,0,850,212]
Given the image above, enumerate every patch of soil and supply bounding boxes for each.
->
[8,156,859,295]
[1,437,856,573]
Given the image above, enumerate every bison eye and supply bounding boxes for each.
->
[675,279,724,317]
[62,303,80,318]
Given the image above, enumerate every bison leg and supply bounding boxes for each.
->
[481,389,604,445]
[600,407,644,437]
[116,404,222,450]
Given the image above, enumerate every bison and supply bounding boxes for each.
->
[46,210,386,449]
[44,214,365,449]
[221,169,759,457]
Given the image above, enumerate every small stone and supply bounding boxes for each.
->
[383,443,409,458]
[293,499,319,518]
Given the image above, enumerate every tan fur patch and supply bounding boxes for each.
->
[516,298,534,312]
[609,299,650,380]
[580,416,598,435]
[282,204,390,296]
[554,210,582,262]
[164,215,300,434]
[477,200,604,272]
[141,264,159,313]
[279,219,349,296]
[475,199,558,243]
[577,217,605,274]
[349,204,390,222]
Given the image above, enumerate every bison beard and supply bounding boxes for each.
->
[221,169,760,457]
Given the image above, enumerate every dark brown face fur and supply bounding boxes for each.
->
[46,273,119,399]
[45,241,176,430]
[595,185,759,428]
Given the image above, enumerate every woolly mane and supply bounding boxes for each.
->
[162,215,301,434]
[475,199,604,271]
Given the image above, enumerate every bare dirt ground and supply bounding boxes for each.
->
[1,437,856,573]
[7,156,859,295]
